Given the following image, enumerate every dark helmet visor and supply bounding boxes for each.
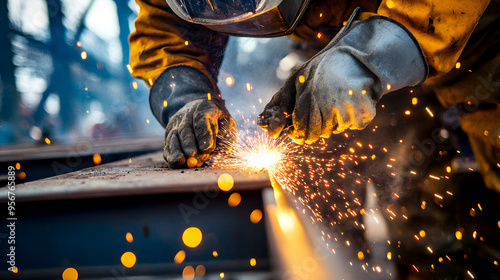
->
[166,0,310,37]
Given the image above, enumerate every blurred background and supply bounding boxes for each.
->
[0,0,299,146]
[1,0,155,144]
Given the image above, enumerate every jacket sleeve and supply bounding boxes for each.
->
[377,0,491,78]
[129,0,228,88]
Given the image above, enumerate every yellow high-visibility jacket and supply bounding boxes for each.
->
[129,0,499,191]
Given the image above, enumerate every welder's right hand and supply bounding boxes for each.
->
[163,98,236,168]
[258,10,428,144]
[148,65,236,168]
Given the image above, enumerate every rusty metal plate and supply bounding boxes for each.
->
[0,152,270,202]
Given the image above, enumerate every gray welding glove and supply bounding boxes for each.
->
[258,9,428,144]
[150,66,236,168]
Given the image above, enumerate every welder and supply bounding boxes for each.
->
[129,0,499,278]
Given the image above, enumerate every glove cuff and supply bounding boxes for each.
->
[356,15,429,91]
[323,11,429,100]
[149,65,220,127]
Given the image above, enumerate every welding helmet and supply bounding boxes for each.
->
[165,0,311,37]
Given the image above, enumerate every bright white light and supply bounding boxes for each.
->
[277,209,296,232]
[29,126,42,140]
[245,148,281,171]
[85,0,120,40]
[8,0,49,40]
[44,94,60,115]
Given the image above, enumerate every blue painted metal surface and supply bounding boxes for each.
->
[0,190,270,279]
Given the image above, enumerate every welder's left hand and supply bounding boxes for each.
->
[258,10,428,144]
[148,65,237,168]
[163,98,236,168]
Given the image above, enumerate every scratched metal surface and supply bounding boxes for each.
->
[0,151,270,202]
[0,137,164,162]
